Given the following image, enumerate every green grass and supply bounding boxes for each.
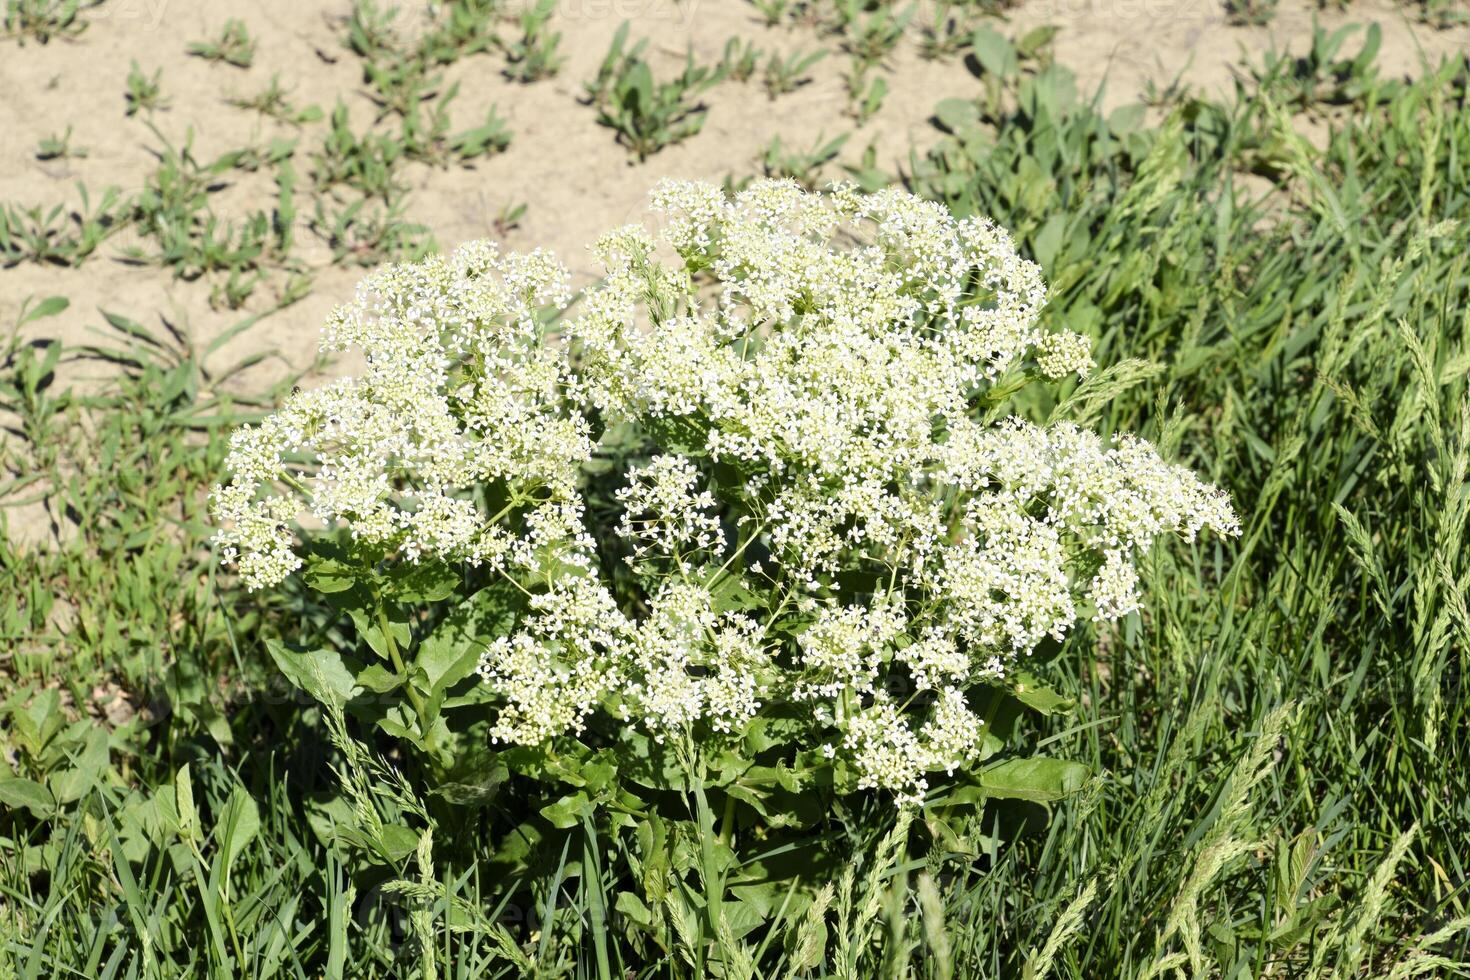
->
[3,23,1470,979]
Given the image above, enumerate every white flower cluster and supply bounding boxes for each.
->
[614,455,726,567]
[211,243,584,586]
[212,179,1239,805]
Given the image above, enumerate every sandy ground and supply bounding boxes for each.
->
[1,0,1467,387]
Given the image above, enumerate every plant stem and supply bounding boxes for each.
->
[377,597,434,748]
[582,821,614,980]
[719,793,737,847]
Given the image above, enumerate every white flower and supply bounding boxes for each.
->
[615,455,726,564]
[1035,330,1094,379]
[214,179,1239,803]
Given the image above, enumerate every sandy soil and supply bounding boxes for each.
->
[1,0,1467,388]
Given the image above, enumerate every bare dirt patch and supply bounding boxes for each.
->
[1,0,1465,386]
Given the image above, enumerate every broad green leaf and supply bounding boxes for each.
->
[970,26,1018,79]
[384,560,459,604]
[1031,214,1068,273]
[377,823,422,864]
[348,608,413,662]
[1009,673,1076,715]
[19,296,69,326]
[219,787,260,880]
[935,97,980,134]
[414,581,524,697]
[540,791,594,829]
[175,764,198,842]
[615,891,656,929]
[707,570,761,615]
[50,727,109,804]
[356,663,401,694]
[267,640,362,706]
[976,756,1090,803]
[303,554,364,594]
[1016,24,1059,59]
[0,777,55,817]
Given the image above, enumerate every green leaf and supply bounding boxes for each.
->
[970,26,1018,79]
[219,787,260,880]
[175,764,198,842]
[19,296,69,327]
[1009,673,1076,715]
[50,727,109,805]
[356,663,402,694]
[1016,24,1059,59]
[615,891,656,929]
[303,554,365,594]
[540,791,594,829]
[935,97,979,134]
[707,569,761,615]
[384,560,459,604]
[348,608,413,663]
[1108,103,1147,136]
[976,756,1090,803]
[0,777,55,817]
[430,739,509,808]
[414,581,524,697]
[377,823,422,864]
[267,640,362,706]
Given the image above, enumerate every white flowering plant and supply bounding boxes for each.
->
[212,179,1236,864]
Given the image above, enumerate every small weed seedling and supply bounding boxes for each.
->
[1249,22,1386,107]
[587,23,726,160]
[1,0,93,43]
[0,184,124,267]
[751,0,792,26]
[112,125,305,308]
[584,21,647,104]
[187,19,257,68]
[400,83,512,165]
[228,75,325,126]
[1141,60,1196,108]
[345,1,441,117]
[310,195,434,266]
[847,66,888,122]
[501,0,563,82]
[763,46,827,99]
[418,0,500,65]
[836,0,915,70]
[721,37,763,83]
[1225,0,1279,24]
[35,127,86,161]
[339,0,514,169]
[919,1,983,60]
[761,131,850,187]
[1413,0,1469,27]
[312,103,407,201]
[493,200,527,237]
[0,299,73,480]
[348,0,501,105]
[125,61,168,117]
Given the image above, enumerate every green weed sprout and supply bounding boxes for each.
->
[586,23,726,160]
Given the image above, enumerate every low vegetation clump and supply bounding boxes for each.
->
[585,25,726,159]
